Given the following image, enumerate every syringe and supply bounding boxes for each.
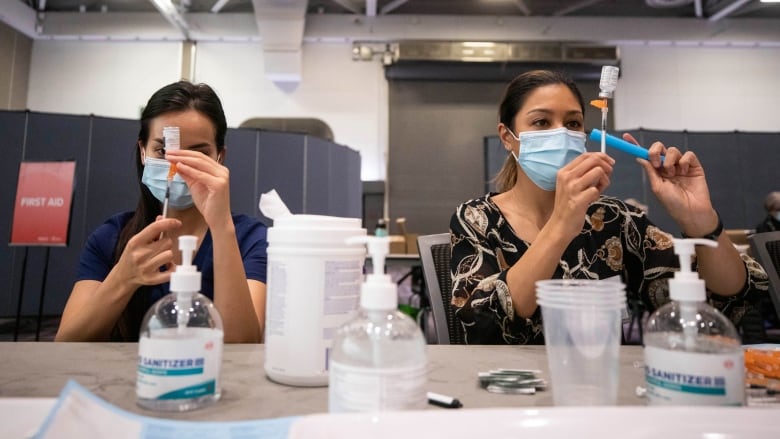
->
[160,126,180,221]
[590,66,619,154]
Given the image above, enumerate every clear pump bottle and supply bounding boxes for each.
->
[643,238,744,406]
[328,236,427,413]
[136,235,224,412]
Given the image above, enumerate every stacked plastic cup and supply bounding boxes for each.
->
[536,279,627,406]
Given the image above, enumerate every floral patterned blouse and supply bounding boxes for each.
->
[449,194,769,345]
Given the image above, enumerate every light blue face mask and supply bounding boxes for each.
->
[509,127,587,191]
[141,157,194,210]
[774,212,780,222]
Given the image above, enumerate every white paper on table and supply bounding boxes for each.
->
[35,380,297,439]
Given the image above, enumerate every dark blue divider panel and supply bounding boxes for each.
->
[225,128,260,218]
[20,112,91,316]
[84,117,139,239]
[345,147,362,219]
[305,136,331,215]
[687,132,742,228]
[599,129,646,208]
[635,129,688,236]
[256,131,305,224]
[0,111,27,317]
[328,141,350,217]
[325,140,361,218]
[739,133,780,230]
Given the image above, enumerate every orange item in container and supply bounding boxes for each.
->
[745,346,780,380]
[589,99,607,109]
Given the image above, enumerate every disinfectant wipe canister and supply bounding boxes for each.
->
[260,191,367,387]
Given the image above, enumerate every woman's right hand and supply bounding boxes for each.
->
[549,152,615,240]
[115,218,181,288]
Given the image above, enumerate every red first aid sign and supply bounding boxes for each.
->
[10,161,76,246]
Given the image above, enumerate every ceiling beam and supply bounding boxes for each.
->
[366,0,376,17]
[15,12,780,46]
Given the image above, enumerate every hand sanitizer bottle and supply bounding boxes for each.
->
[643,238,744,405]
[328,236,427,413]
[136,235,224,411]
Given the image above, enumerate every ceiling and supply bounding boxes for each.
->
[14,0,780,19]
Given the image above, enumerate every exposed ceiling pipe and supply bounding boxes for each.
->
[694,0,702,17]
[149,0,190,39]
[552,0,606,17]
[708,0,752,22]
[514,0,531,16]
[380,0,408,15]
[366,0,376,17]
[211,0,232,13]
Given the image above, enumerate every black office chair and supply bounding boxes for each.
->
[748,231,780,338]
[417,233,466,345]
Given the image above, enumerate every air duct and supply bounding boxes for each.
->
[358,41,620,82]
[251,0,306,88]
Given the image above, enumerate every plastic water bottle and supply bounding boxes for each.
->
[328,236,427,412]
[136,235,224,411]
[643,238,744,405]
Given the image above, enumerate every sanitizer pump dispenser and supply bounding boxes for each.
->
[137,235,224,412]
[328,236,428,413]
[643,238,744,406]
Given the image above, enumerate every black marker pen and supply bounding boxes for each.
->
[427,391,463,409]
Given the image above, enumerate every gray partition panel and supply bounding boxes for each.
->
[687,132,743,228]
[256,131,305,223]
[484,136,505,194]
[225,128,260,218]
[305,136,331,215]
[738,132,780,230]
[20,112,91,315]
[0,111,27,317]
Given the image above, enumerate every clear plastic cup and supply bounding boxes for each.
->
[536,279,626,406]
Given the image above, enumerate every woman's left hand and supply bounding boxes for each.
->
[166,149,231,227]
[624,133,719,236]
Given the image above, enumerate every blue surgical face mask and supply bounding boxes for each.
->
[141,157,194,209]
[509,126,586,191]
[774,212,780,222]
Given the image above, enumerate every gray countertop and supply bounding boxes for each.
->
[0,343,646,421]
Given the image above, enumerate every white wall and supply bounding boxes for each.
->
[615,45,780,131]
[25,40,780,180]
[27,40,388,180]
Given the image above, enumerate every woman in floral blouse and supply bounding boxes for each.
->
[450,70,768,344]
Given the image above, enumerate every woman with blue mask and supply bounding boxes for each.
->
[56,81,268,343]
[450,70,768,344]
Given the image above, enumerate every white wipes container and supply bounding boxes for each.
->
[264,214,367,386]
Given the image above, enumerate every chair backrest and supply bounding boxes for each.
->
[748,231,780,321]
[417,233,466,344]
